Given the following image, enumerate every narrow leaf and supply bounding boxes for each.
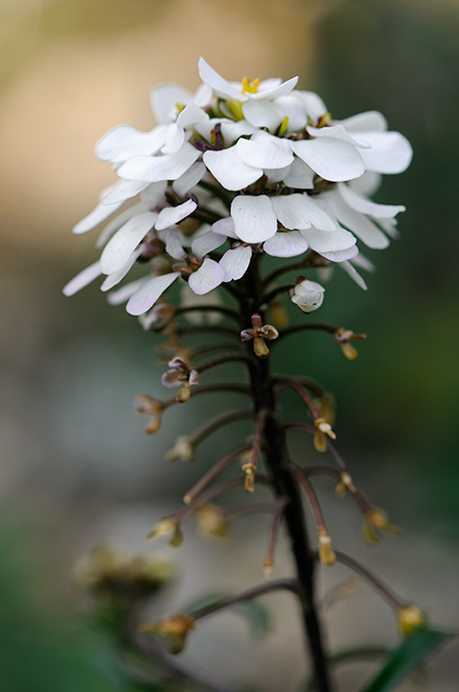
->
[361,627,451,692]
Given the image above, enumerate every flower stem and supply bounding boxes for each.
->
[239,257,333,692]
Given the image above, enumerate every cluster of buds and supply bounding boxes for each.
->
[240,313,279,358]
[161,357,200,403]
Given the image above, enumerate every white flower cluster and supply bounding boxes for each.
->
[64,58,412,316]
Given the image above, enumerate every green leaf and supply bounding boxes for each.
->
[360,627,452,692]
[185,591,271,639]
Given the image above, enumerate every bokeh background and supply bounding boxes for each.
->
[1,0,458,689]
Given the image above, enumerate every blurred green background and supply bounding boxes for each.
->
[0,0,458,689]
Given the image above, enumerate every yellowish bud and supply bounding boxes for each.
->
[195,504,228,540]
[142,613,195,654]
[318,529,336,567]
[166,435,194,462]
[340,341,359,361]
[254,336,270,359]
[148,518,183,547]
[398,604,426,636]
[270,299,289,329]
[242,462,256,493]
[314,417,336,452]
[176,384,191,403]
[263,559,273,582]
[335,472,357,497]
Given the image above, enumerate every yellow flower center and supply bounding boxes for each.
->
[241,76,260,94]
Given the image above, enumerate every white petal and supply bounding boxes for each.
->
[140,181,168,204]
[188,258,225,295]
[150,84,192,124]
[349,172,381,196]
[211,217,237,239]
[337,182,405,218]
[300,226,356,259]
[296,91,328,120]
[172,161,206,197]
[107,278,147,305]
[155,199,197,231]
[306,124,370,148]
[263,231,308,257]
[339,260,368,290]
[339,111,387,133]
[96,125,166,162]
[161,123,186,155]
[177,103,209,128]
[126,273,179,315]
[242,99,284,130]
[203,148,262,191]
[73,200,124,235]
[219,119,257,144]
[100,248,142,291]
[192,83,213,108]
[275,94,308,131]
[198,57,243,101]
[291,139,365,182]
[191,231,226,258]
[283,157,315,189]
[118,143,200,182]
[272,194,336,231]
[236,131,293,169]
[63,261,102,297]
[95,201,149,249]
[219,245,252,281]
[359,131,413,174]
[251,76,298,100]
[165,229,186,260]
[102,179,151,205]
[326,192,389,249]
[231,195,277,243]
[100,211,156,274]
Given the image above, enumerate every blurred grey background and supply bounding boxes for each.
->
[0,0,458,689]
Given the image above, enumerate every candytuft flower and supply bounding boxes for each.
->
[65,58,412,315]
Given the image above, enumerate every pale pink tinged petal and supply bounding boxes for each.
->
[126,273,179,315]
[275,94,308,131]
[219,245,252,281]
[231,195,277,243]
[339,260,368,290]
[251,76,298,100]
[359,132,413,174]
[198,57,243,101]
[63,261,102,297]
[236,131,293,169]
[100,211,156,274]
[172,162,206,197]
[100,248,142,292]
[219,119,257,144]
[300,226,356,256]
[349,172,381,196]
[242,99,284,130]
[73,200,124,235]
[165,229,186,260]
[96,125,167,162]
[263,231,308,257]
[339,111,387,133]
[297,91,328,120]
[211,217,237,239]
[150,84,192,124]
[102,179,150,205]
[188,258,225,295]
[118,143,200,183]
[283,157,315,189]
[107,278,148,305]
[203,148,262,191]
[155,199,197,231]
[306,124,370,148]
[191,231,226,258]
[327,192,390,249]
[337,182,405,218]
[291,139,365,182]
[272,194,336,231]
[161,123,186,155]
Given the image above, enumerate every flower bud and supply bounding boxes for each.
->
[142,613,195,654]
[148,518,183,547]
[398,604,425,636]
[335,472,357,497]
[290,279,325,313]
[314,417,336,452]
[195,503,229,539]
[318,529,336,567]
[363,508,400,544]
[134,395,163,434]
[166,435,194,462]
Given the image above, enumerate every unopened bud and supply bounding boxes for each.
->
[263,559,273,582]
[398,604,426,636]
[142,613,195,654]
[166,435,194,462]
[334,328,366,361]
[363,509,400,544]
[195,504,228,539]
[314,417,336,452]
[335,472,356,497]
[242,462,256,493]
[148,518,183,547]
[290,279,325,313]
[318,529,336,567]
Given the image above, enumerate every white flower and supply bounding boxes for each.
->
[65,58,412,316]
[290,279,325,312]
